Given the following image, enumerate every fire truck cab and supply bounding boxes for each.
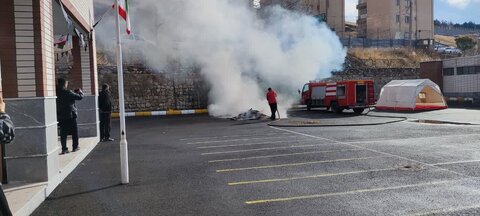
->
[300,80,375,114]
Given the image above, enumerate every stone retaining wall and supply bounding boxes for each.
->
[98,65,209,112]
[52,64,210,112]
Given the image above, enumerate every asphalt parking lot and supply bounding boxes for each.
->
[33,111,480,216]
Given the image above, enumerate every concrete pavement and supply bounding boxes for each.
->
[368,108,480,125]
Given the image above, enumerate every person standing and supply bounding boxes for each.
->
[99,84,114,142]
[266,88,277,120]
[0,95,14,216]
[56,78,83,155]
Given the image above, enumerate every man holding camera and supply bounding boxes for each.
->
[56,78,83,155]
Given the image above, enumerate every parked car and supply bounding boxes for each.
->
[444,47,462,54]
[435,45,446,53]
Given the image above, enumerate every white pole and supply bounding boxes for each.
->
[115,0,129,184]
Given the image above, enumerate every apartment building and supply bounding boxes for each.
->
[357,0,434,40]
[258,0,345,37]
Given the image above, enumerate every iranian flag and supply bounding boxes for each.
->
[117,0,131,34]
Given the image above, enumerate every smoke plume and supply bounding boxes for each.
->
[95,0,346,117]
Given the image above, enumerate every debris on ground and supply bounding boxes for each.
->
[231,109,268,121]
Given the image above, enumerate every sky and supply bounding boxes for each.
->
[345,0,480,24]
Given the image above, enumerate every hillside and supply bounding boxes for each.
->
[348,48,438,68]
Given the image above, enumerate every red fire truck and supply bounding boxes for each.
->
[300,80,375,114]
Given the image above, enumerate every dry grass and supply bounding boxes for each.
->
[348,48,438,68]
[434,35,457,47]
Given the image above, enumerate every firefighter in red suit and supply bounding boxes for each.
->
[266,88,277,120]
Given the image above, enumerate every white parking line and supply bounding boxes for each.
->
[216,156,388,172]
[201,143,337,155]
[208,149,363,163]
[270,127,469,177]
[180,132,290,141]
[228,167,398,185]
[430,160,480,166]
[342,133,480,145]
[187,136,299,145]
[197,139,317,149]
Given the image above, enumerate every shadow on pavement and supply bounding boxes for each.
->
[46,184,123,201]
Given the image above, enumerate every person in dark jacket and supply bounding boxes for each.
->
[0,95,14,216]
[99,84,114,142]
[56,78,83,155]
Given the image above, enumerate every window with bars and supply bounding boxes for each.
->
[457,66,480,75]
[443,68,455,76]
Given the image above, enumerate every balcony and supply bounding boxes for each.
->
[357,1,367,9]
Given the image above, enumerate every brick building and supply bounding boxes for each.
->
[0,0,99,186]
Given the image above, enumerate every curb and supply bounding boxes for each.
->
[268,118,406,127]
[365,110,480,126]
[111,109,209,118]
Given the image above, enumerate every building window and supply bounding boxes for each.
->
[405,0,411,7]
[443,68,455,76]
[405,16,410,23]
[456,66,479,75]
[396,15,400,23]
[396,0,400,6]
[467,66,475,74]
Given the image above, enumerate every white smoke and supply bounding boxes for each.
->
[96,0,346,117]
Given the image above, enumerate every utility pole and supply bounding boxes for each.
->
[409,0,413,46]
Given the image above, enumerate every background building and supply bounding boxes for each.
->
[357,0,434,40]
[258,0,345,37]
[420,56,480,106]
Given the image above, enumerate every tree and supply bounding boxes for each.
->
[455,36,477,53]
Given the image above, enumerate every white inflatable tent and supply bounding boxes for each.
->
[376,79,447,111]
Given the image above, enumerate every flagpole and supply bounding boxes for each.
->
[115,0,129,184]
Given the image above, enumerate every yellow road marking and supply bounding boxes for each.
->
[135,111,152,116]
[208,149,362,163]
[187,136,298,145]
[228,168,396,185]
[245,179,460,205]
[201,143,333,155]
[216,156,387,172]
[166,110,182,115]
[195,109,209,114]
